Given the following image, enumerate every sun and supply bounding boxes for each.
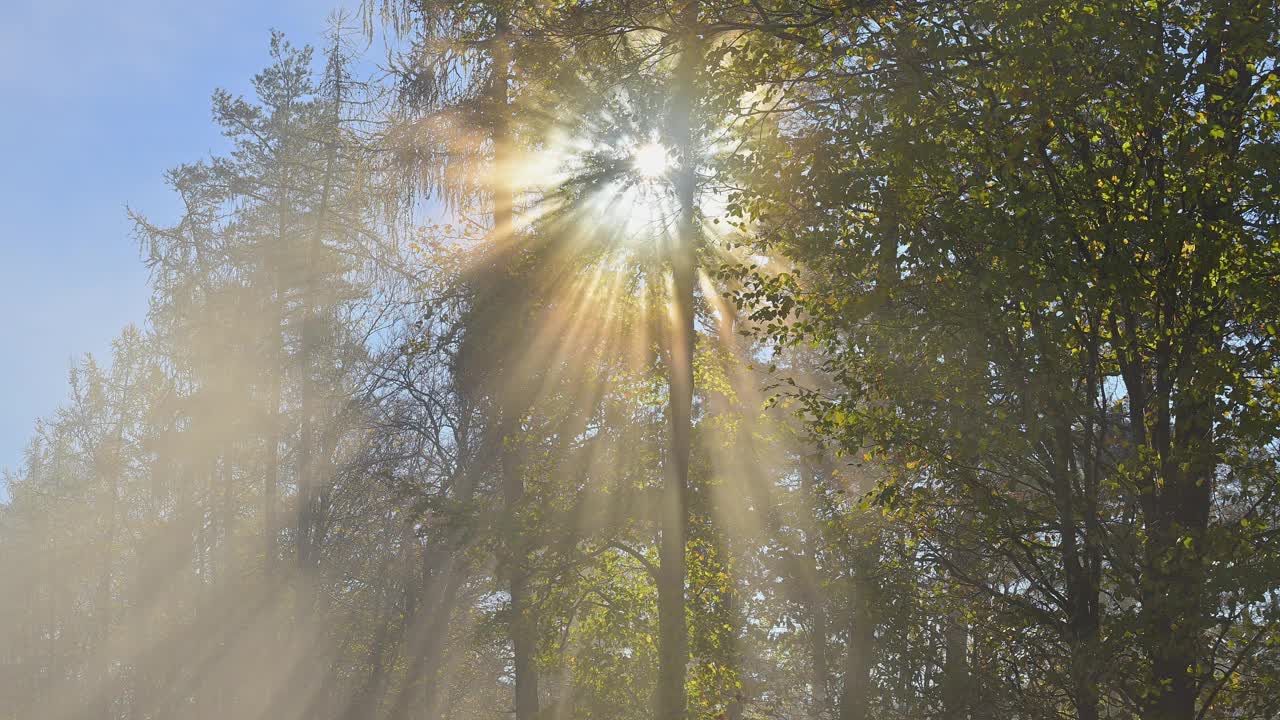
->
[632,141,671,178]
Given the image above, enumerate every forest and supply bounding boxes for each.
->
[1,1,1278,719]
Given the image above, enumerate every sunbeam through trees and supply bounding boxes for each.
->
[2,2,1280,720]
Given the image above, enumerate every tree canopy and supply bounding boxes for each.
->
[2,3,1278,720]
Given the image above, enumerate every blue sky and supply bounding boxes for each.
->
[0,0,366,479]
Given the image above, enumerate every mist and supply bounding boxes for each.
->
[3,3,1279,720]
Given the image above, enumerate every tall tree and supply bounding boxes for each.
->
[724,2,1280,719]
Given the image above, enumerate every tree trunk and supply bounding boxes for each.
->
[802,458,830,719]
[837,573,875,720]
[1142,398,1212,720]
[1044,411,1101,720]
[489,10,540,720]
[386,546,467,720]
[504,429,540,720]
[657,5,700,720]
[940,617,968,720]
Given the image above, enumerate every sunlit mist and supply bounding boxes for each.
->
[632,141,671,179]
[7,2,1269,720]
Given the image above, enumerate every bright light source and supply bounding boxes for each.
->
[632,141,670,178]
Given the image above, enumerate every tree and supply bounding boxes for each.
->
[724,2,1280,719]
[6,3,1280,719]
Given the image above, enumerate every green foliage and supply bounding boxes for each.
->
[722,1,1280,718]
[4,3,1279,720]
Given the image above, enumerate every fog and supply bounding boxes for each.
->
[4,3,1279,720]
